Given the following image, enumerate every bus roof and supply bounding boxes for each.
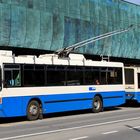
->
[0,50,123,68]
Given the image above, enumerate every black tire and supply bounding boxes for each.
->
[92,96,103,113]
[27,100,40,121]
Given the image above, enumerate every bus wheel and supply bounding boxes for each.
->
[27,100,40,121]
[92,96,103,113]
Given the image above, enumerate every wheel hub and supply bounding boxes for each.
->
[94,100,100,109]
[29,105,38,115]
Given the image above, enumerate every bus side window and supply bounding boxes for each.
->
[66,66,83,86]
[13,70,21,86]
[4,71,12,87]
[23,64,45,87]
[125,68,134,85]
[4,70,21,87]
[4,64,21,87]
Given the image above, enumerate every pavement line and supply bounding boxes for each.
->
[1,116,140,140]
[69,136,88,140]
[1,108,140,127]
[102,131,118,135]
[129,126,140,129]
[133,126,140,129]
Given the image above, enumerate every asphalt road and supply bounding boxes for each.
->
[1,103,140,140]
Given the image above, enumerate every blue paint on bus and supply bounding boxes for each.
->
[0,91,125,117]
[126,92,140,103]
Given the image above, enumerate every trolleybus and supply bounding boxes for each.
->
[0,51,125,120]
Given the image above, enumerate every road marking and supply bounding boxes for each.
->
[102,131,118,135]
[0,124,14,127]
[1,108,140,127]
[1,116,140,140]
[129,125,140,129]
[69,136,88,140]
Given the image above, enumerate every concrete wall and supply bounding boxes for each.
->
[0,0,140,59]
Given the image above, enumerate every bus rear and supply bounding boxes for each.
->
[125,67,140,102]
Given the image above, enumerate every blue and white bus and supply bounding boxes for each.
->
[0,51,125,120]
[125,66,140,103]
